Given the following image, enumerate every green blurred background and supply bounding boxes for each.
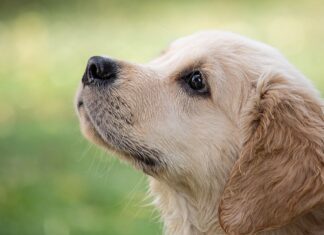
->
[0,0,323,234]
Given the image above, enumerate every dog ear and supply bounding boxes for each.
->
[218,72,324,234]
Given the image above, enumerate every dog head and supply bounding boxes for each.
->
[76,31,324,234]
[76,32,245,178]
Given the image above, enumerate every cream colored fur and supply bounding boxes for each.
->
[76,31,324,235]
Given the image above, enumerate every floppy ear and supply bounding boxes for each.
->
[218,73,324,234]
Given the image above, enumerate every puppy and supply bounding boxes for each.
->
[75,31,324,235]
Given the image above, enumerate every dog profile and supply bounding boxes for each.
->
[75,31,324,235]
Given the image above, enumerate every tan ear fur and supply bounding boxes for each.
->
[218,73,324,234]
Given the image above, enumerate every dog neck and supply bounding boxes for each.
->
[149,177,225,235]
[146,132,241,234]
[148,149,238,235]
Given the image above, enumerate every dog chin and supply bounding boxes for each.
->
[77,105,112,150]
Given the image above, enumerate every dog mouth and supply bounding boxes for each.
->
[77,100,84,109]
[76,99,165,175]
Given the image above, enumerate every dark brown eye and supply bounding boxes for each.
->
[189,71,204,90]
[183,71,207,93]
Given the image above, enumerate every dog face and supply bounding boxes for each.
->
[76,32,248,178]
[76,31,324,234]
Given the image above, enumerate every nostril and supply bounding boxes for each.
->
[88,63,100,80]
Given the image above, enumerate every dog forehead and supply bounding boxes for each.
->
[147,31,253,70]
[147,32,223,72]
[172,31,222,48]
[168,31,230,59]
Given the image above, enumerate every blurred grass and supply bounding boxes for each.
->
[0,0,323,235]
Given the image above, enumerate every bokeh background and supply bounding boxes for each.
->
[0,0,323,234]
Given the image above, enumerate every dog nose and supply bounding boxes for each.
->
[82,56,118,85]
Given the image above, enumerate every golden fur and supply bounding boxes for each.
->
[75,31,324,235]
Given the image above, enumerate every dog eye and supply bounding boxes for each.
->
[183,71,207,93]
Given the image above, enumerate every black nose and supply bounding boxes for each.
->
[82,56,118,85]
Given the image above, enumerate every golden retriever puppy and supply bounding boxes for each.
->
[75,31,324,235]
